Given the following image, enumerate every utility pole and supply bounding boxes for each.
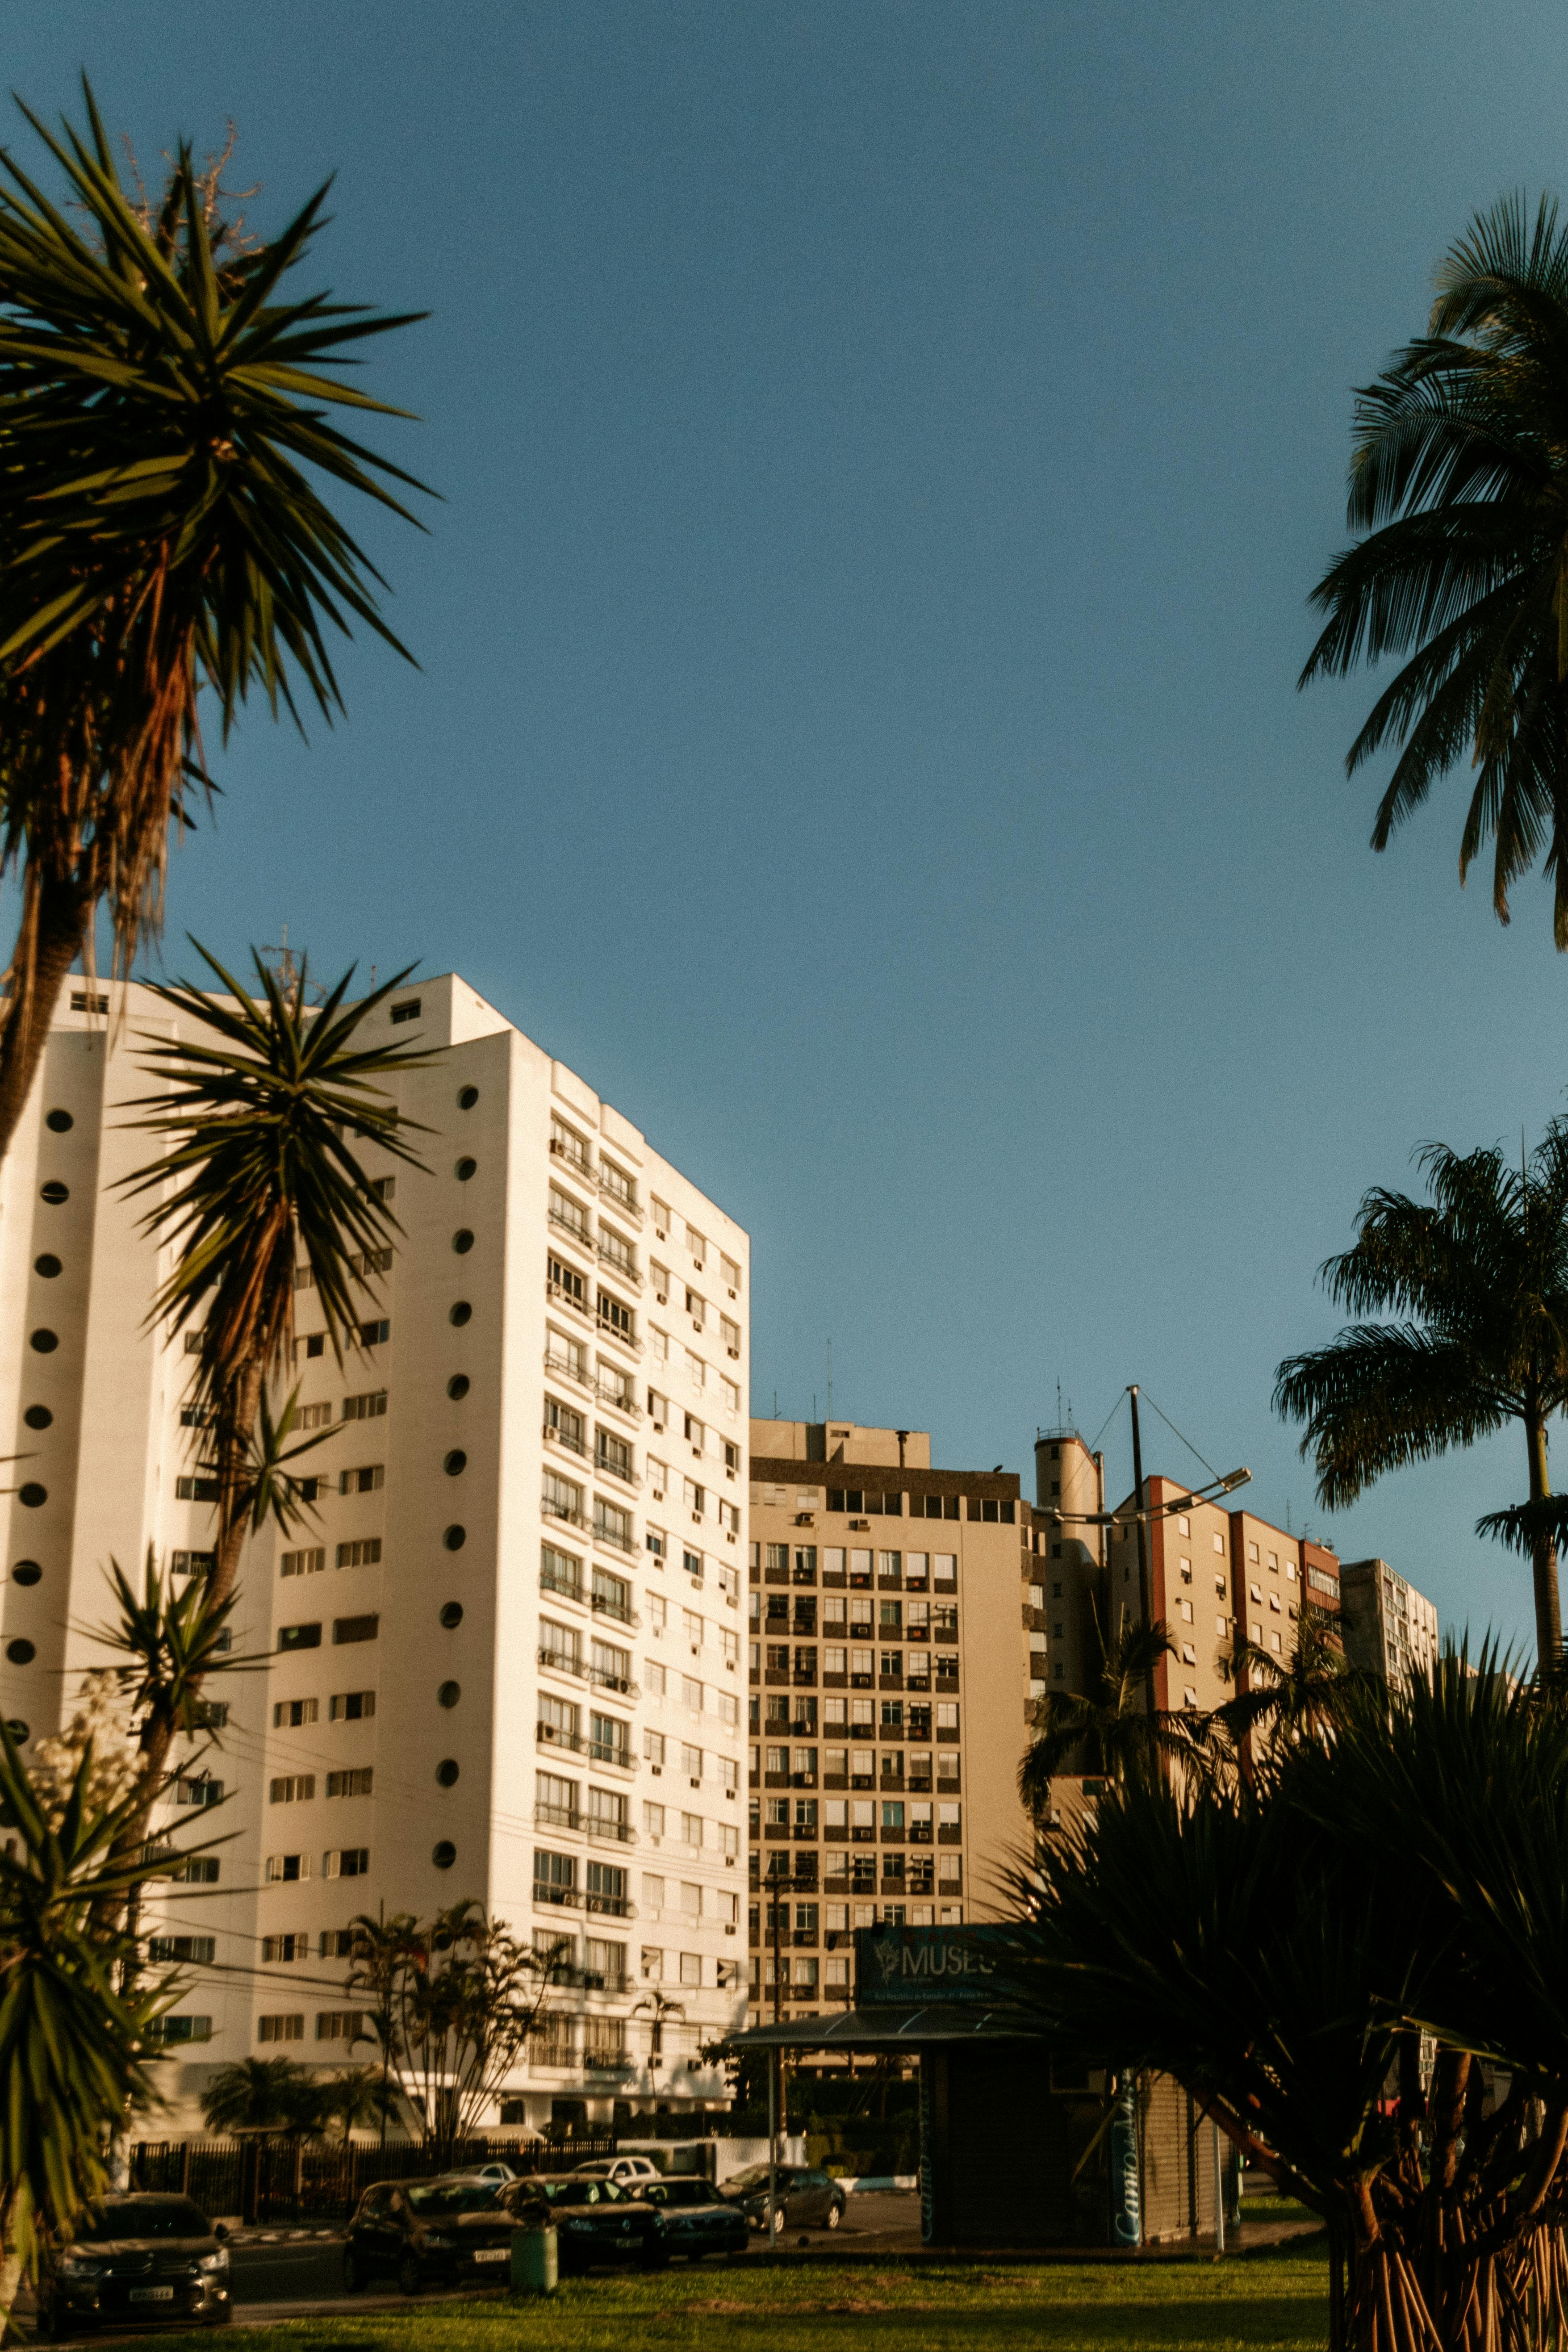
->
[1128,1385,1158,1722]
[767,1861,794,2244]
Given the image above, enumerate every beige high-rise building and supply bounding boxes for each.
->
[746,1420,1036,2020]
[0,974,749,2134]
[1338,1557,1439,1682]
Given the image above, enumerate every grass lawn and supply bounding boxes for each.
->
[130,2236,1329,2352]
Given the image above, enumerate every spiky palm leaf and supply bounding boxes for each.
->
[1275,1128,1568,1660]
[1017,1607,1207,1814]
[0,1720,198,2279]
[1217,1612,1357,1756]
[0,80,429,1160]
[1301,192,1568,946]
[89,1555,251,1760]
[119,942,430,1606]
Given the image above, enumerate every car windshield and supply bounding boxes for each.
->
[653,2180,719,2207]
[73,2202,209,2243]
[405,2180,502,2214]
[723,2165,781,2193]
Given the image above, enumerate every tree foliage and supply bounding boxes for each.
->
[1302,192,1568,948]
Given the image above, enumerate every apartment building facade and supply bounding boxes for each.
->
[745,1420,1036,2021]
[0,974,748,2132]
[1338,1557,1440,1683]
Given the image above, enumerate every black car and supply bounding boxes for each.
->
[641,2176,750,2262]
[722,2164,847,2236]
[342,2176,516,2295]
[497,2174,669,2274]
[37,2195,232,2336]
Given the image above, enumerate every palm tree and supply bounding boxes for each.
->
[200,2056,319,2138]
[1217,1612,1356,1758]
[1016,1606,1205,1816]
[1275,1127,1568,1663]
[1300,192,1568,949]
[0,84,429,1160]
[631,1988,686,2074]
[121,945,430,1612]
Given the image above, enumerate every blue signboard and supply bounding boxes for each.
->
[853,1923,1014,2005]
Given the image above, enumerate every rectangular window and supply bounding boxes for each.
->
[594,1496,633,1552]
[390,997,422,1024]
[297,1401,333,1429]
[258,2015,304,2043]
[265,1854,312,1883]
[543,1469,583,1524]
[333,1615,380,1645]
[273,1697,320,1728]
[322,1847,370,1879]
[336,1539,382,1569]
[597,1290,635,1342]
[148,1934,215,1966]
[261,1933,308,1963]
[328,1691,376,1721]
[343,1391,388,1421]
[170,1549,216,1579]
[269,1775,315,1804]
[326,1768,374,1797]
[548,1251,587,1307]
[339,1465,385,1496]
[359,1319,391,1348]
[596,1429,632,1481]
[278,1623,322,1651]
[281,1548,325,1578]
[315,2010,367,2042]
[175,1475,219,1503]
[171,1856,220,1885]
[550,1116,590,1170]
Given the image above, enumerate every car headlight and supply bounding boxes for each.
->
[59,2255,104,2280]
[198,2251,230,2274]
[566,2218,593,2231]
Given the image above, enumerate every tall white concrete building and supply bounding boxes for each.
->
[0,972,749,2133]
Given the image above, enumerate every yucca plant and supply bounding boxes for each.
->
[0,1720,200,2332]
[0,81,428,1160]
[1301,192,1568,949]
[1275,1127,1568,1663]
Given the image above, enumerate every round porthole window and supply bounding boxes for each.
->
[440,1602,464,1630]
[444,1450,467,1478]
[452,1228,474,1255]
[29,1330,57,1354]
[5,1721,28,1744]
[11,1562,41,1589]
[33,1256,61,1280]
[455,1157,477,1182]
[437,1680,461,1709]
[443,1524,466,1552]
[432,1841,456,1870]
[17,1484,47,1510]
[23,1406,51,1431]
[449,1301,472,1327]
[447,1374,470,1401]
[457,1085,479,1110]
[44,1110,73,1134]
[6,1640,35,1666]
[435,1758,460,1787]
[40,1182,68,1205]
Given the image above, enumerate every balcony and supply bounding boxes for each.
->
[597,1170,644,1225]
[538,1645,585,1679]
[597,1240,644,1289]
[588,1739,635,1772]
[594,1452,642,1493]
[535,1803,581,1832]
[547,1277,593,1323]
[586,1663,638,1697]
[592,1518,636,1558]
[586,1816,636,1846]
[539,1565,584,1605]
[590,1590,639,1628]
[532,1882,581,1909]
[544,1348,594,1395]
[544,1421,588,1461]
[583,1891,634,1918]
[537,1721,587,1757]
[583,2049,634,2075]
[542,1494,588,1533]
[595,1381,641,1421]
[595,1307,643,1357]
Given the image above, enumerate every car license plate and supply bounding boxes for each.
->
[130,2287,176,2302]
[472,2248,508,2264]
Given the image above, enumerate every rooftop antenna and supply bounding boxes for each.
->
[260,924,306,1011]
[827,1339,833,1424]
[1056,1377,1063,1428]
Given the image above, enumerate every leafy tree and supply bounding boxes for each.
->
[200,2055,324,2140]
[347,1903,553,2166]
[1275,1128,1568,1662]
[0,84,428,1159]
[1217,1611,1357,1761]
[1016,1605,1206,1816]
[1301,192,1568,949]
[0,1723,178,2332]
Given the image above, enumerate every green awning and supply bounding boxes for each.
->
[725,2005,1042,2050]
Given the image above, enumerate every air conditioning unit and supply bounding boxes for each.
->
[651,1765,662,1776]
[727,1347,740,1360]
[656,1292,668,1305]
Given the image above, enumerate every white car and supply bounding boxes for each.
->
[442,2162,518,2185]
[569,2156,660,2188]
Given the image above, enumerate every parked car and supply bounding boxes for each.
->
[342,2176,515,2296]
[721,2164,847,2236]
[498,2174,669,2273]
[569,2155,659,2188]
[36,2194,232,2336]
[442,2162,518,2185]
[642,2176,750,2261]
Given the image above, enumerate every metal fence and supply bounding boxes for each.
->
[130,2134,616,2226]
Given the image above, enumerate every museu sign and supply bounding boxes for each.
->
[853,1923,1013,2005]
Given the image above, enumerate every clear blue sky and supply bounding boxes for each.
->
[13,1,1568,1655]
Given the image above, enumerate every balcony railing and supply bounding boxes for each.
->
[583,1891,634,1918]
[594,1308,643,1356]
[548,1204,591,1247]
[542,1494,587,1532]
[597,1240,644,1289]
[595,1382,641,1419]
[535,1804,581,1832]
[598,1171,643,1223]
[544,1348,594,1394]
[588,1740,634,1771]
[594,1452,641,1491]
[592,1519,636,1557]
[532,1882,581,1908]
[546,1277,592,1321]
[586,1816,636,1845]
[540,1566,583,1605]
[590,1590,639,1628]
[536,1721,586,1756]
[587,1663,638,1697]
[544,1421,588,1460]
[538,1645,585,1678]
